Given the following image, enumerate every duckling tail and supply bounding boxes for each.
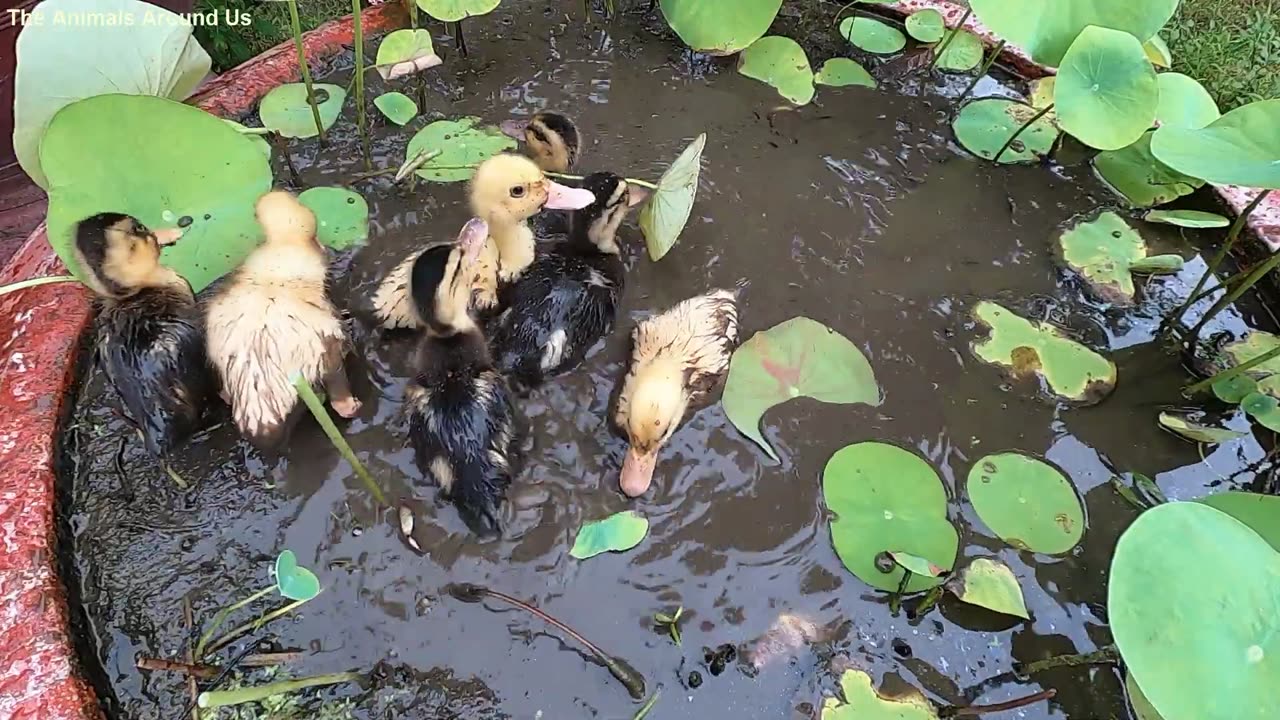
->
[451,460,511,539]
[255,190,317,246]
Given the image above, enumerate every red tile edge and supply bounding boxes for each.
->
[0,5,406,719]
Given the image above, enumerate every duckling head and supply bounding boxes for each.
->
[571,172,650,254]
[255,190,318,249]
[501,111,580,173]
[620,358,689,497]
[410,218,489,335]
[73,212,184,298]
[468,154,596,227]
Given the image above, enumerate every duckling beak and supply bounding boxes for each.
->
[456,217,489,268]
[619,446,658,497]
[152,228,184,246]
[544,180,596,210]
[500,118,529,140]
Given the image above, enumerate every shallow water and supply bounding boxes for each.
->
[63,4,1277,719]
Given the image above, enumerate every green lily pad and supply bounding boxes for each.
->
[298,187,369,250]
[814,59,876,89]
[1127,673,1165,720]
[1157,411,1247,444]
[1029,77,1056,109]
[888,551,947,578]
[416,0,500,22]
[1155,73,1220,130]
[404,117,518,183]
[274,550,321,601]
[1056,26,1159,151]
[223,120,272,160]
[41,94,272,294]
[822,669,939,720]
[944,557,1030,620]
[1109,501,1280,720]
[639,133,706,261]
[13,0,212,189]
[658,0,784,55]
[1213,374,1259,403]
[375,29,442,81]
[1144,210,1230,229]
[570,511,649,559]
[840,17,907,55]
[905,10,945,43]
[969,0,1179,67]
[935,30,984,72]
[972,301,1116,403]
[968,453,1084,554]
[738,36,815,105]
[259,83,347,139]
[724,317,881,462]
[1094,132,1203,208]
[1058,211,1149,303]
[374,92,419,126]
[1130,255,1185,275]
[952,99,1059,163]
[1144,35,1172,68]
[824,443,957,593]
[1223,332,1280,384]
[1241,392,1280,432]
[1151,99,1280,189]
[1199,491,1280,551]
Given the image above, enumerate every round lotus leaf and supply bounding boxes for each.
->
[658,0,783,55]
[1224,332,1280,382]
[737,36,815,105]
[1144,35,1172,67]
[223,119,272,161]
[1241,392,1280,433]
[1094,132,1203,208]
[952,99,1059,164]
[1151,99,1280,189]
[1029,77,1056,108]
[374,92,419,126]
[1109,501,1280,720]
[1155,73,1220,130]
[969,0,1179,67]
[1058,211,1148,303]
[259,83,347,139]
[840,17,907,55]
[823,442,958,592]
[822,669,939,720]
[1127,673,1164,720]
[968,453,1084,554]
[971,301,1116,403]
[404,117,517,183]
[415,0,500,22]
[41,94,272,294]
[1212,374,1259,403]
[1199,492,1280,551]
[1056,26,1159,151]
[905,9,945,43]
[1144,209,1230,229]
[935,30,984,72]
[1129,254,1185,275]
[298,187,369,250]
[814,58,876,89]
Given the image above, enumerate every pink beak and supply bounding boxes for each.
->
[500,118,530,140]
[153,228,184,246]
[626,185,651,207]
[456,217,489,268]
[544,181,596,210]
[619,446,658,498]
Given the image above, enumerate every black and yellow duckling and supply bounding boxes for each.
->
[500,111,581,174]
[203,191,361,448]
[74,213,215,459]
[489,172,645,388]
[614,287,742,497]
[405,219,516,538]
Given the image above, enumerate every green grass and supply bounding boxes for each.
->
[195,0,355,72]
[1164,0,1280,110]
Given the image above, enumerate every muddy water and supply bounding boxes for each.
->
[62,4,1276,720]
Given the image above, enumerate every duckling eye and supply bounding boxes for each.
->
[510,186,526,199]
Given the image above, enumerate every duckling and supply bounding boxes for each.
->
[489,172,644,387]
[204,191,361,447]
[613,287,743,497]
[74,213,215,459]
[405,219,516,538]
[500,111,581,174]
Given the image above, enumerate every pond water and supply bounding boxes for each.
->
[61,4,1278,719]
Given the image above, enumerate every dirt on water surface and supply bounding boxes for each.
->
[60,3,1277,719]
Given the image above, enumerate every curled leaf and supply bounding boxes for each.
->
[1129,254,1185,275]
[375,29,442,81]
[944,558,1030,619]
[639,133,706,261]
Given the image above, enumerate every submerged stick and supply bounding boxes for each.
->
[1014,646,1117,677]
[197,671,362,709]
[632,689,661,719]
[242,651,304,667]
[942,688,1056,717]
[284,0,327,144]
[352,0,371,171]
[0,276,79,296]
[293,375,387,505]
[453,20,468,57]
[927,6,974,71]
[445,583,647,699]
[135,656,218,679]
[1184,342,1280,397]
[195,585,276,659]
[957,40,1006,103]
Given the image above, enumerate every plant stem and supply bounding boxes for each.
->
[293,375,387,505]
[1186,245,1280,344]
[284,0,326,145]
[633,689,661,719]
[992,103,1053,163]
[831,0,861,26]
[135,656,219,679]
[269,133,301,186]
[927,6,974,71]
[1184,342,1280,397]
[0,276,80,296]
[942,689,1056,718]
[197,672,361,709]
[352,0,371,172]
[957,40,1005,103]
[195,586,276,659]
[204,596,317,657]
[407,0,418,26]
[453,20,468,57]
[1014,646,1117,677]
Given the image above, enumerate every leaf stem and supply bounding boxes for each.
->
[293,375,387,505]
[1184,342,1280,397]
[352,0,371,172]
[632,689,661,719]
[197,671,361,709]
[992,103,1053,163]
[452,19,468,57]
[942,689,1056,717]
[1014,646,1117,677]
[270,133,302,186]
[1185,244,1280,345]
[284,0,326,145]
[0,276,80,296]
[195,586,277,660]
[927,6,974,71]
[957,40,1005,103]
[203,596,317,657]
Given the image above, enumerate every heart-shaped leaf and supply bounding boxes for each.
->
[968,453,1084,554]
[1058,211,1149,303]
[404,117,518,183]
[1151,99,1280,189]
[1199,491,1280,551]
[935,30,984,72]
[1144,210,1230,229]
[822,669,940,719]
[944,557,1030,619]
[274,550,321,601]
[259,83,347,139]
[971,301,1117,403]
[1157,410,1247,444]
[639,133,706,261]
[1155,72,1220,130]
[814,58,876,88]
[658,0,784,55]
[823,443,958,592]
[1144,35,1172,67]
[416,0,500,22]
[374,92,419,126]
[738,36,815,105]
[1094,132,1203,207]
[905,9,945,43]
[969,0,1179,67]
[570,511,649,559]
[839,17,907,55]
[375,29,442,81]
[1056,26,1159,151]
[298,187,369,250]
[723,317,881,461]
[952,99,1059,163]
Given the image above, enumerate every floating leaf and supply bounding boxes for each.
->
[968,452,1085,554]
[1058,211,1148,303]
[404,117,518,183]
[1155,73,1220,130]
[223,119,272,160]
[416,0,500,22]
[658,0,784,55]
[1198,491,1280,551]
[1157,411,1247,444]
[823,443,957,593]
[570,511,649,559]
[1109,501,1280,720]
[1213,374,1259,403]
[1144,210,1230,229]
[724,317,881,461]
[259,83,347,139]
[904,10,945,43]
[274,550,321,601]
[1130,255,1185,275]
[1056,26,1159,150]
[374,92,419,126]
[737,36,815,105]
[1223,332,1280,383]
[639,133,706,261]
[298,187,369,250]
[1241,392,1280,433]
[375,29,442,81]
[888,551,946,578]
[13,0,211,189]
[944,558,1030,619]
[1127,673,1165,720]
[969,0,1179,67]
[1094,132,1203,208]
[1029,77,1055,109]
[935,30,984,72]
[1151,99,1280,189]
[41,95,271,294]
[814,58,876,89]
[839,17,907,55]
[972,302,1116,403]
[822,669,940,720]
[1144,35,1172,67]
[952,99,1059,163]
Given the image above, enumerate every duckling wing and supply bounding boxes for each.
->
[629,288,741,403]
[372,249,424,330]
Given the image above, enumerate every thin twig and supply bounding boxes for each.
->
[285,0,327,145]
[927,6,974,71]
[135,656,219,679]
[1014,646,1118,677]
[242,651,304,667]
[993,104,1054,162]
[183,596,199,720]
[204,596,318,657]
[957,40,1006,103]
[942,689,1056,717]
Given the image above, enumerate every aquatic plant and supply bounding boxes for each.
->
[1144,210,1229,228]
[952,99,1059,164]
[293,376,387,505]
[195,550,323,659]
[416,0,500,56]
[652,607,684,645]
[969,0,1179,67]
[282,0,328,144]
[638,133,706,260]
[943,558,1030,620]
[259,84,349,140]
[967,453,1085,555]
[1058,212,1183,304]
[374,92,420,125]
[1199,491,1280,550]
[1156,411,1246,444]
[814,59,876,89]
[352,0,370,169]
[403,117,518,182]
[658,0,783,55]
[298,187,370,249]
[970,302,1117,404]
[198,671,362,709]
[737,36,816,105]
[840,16,906,55]
[822,668,1054,719]
[374,28,443,80]
[570,511,650,559]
